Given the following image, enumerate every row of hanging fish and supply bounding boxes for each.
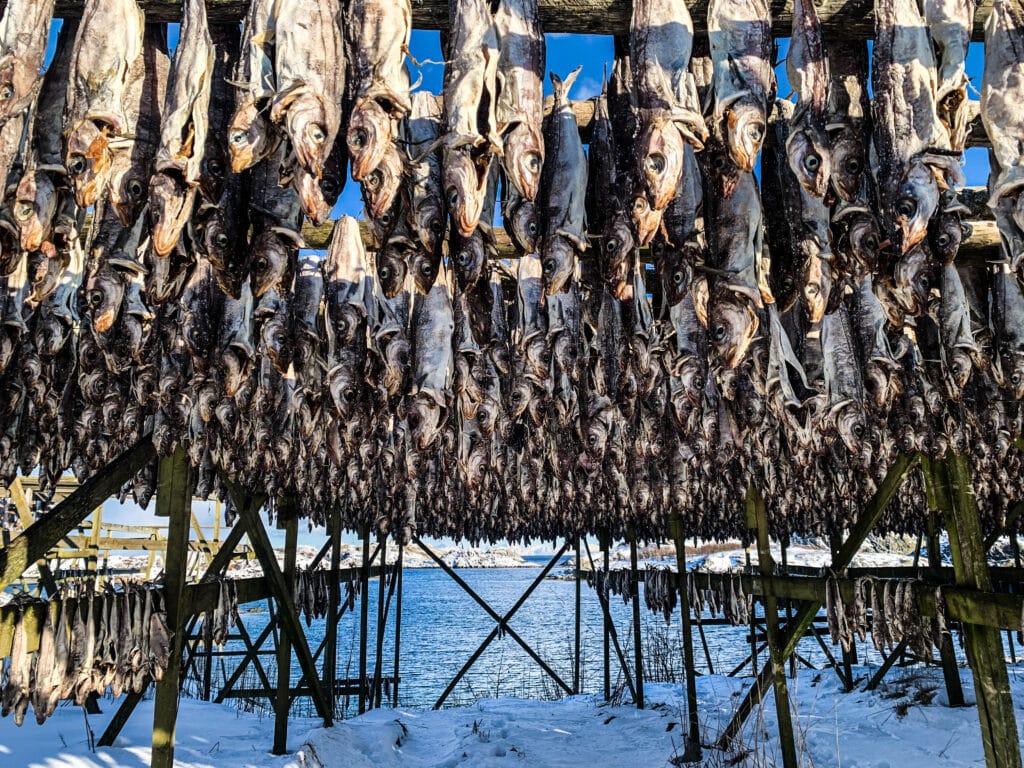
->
[685,571,752,627]
[642,567,679,625]
[0,0,1022,546]
[293,567,362,625]
[0,581,170,727]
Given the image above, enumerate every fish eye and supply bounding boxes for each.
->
[255,256,269,271]
[527,221,537,236]
[692,375,705,391]
[337,319,348,334]
[936,232,951,248]
[863,234,879,251]
[379,265,391,279]
[745,122,764,142]
[632,198,647,213]
[605,238,618,253]
[456,251,470,267]
[214,232,229,249]
[525,152,541,172]
[919,274,931,290]
[896,198,916,219]
[88,289,104,307]
[711,324,727,342]
[343,387,357,402]
[68,153,87,175]
[13,202,33,222]
[845,157,861,174]
[206,158,223,175]
[0,85,13,101]
[430,220,443,234]
[711,154,726,171]
[127,179,144,201]
[321,178,338,197]
[646,153,666,174]
[672,270,685,285]
[350,128,367,149]
[805,284,820,298]
[852,423,865,439]
[229,130,247,146]
[446,188,459,207]
[309,124,326,144]
[366,171,382,189]
[803,153,821,172]
[542,258,555,276]
[379,211,392,227]
[419,261,433,276]
[587,434,597,446]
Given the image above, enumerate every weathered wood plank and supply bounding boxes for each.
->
[0,438,155,591]
[34,0,998,39]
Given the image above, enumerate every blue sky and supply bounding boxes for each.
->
[38,24,988,550]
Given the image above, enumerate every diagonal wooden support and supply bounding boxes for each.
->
[415,536,572,708]
[214,612,277,705]
[226,480,331,724]
[0,437,155,590]
[983,498,1024,553]
[583,539,638,701]
[717,452,918,750]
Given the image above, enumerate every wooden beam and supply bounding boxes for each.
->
[629,533,645,710]
[668,517,701,760]
[32,0,1001,39]
[227,481,332,724]
[0,437,155,590]
[150,446,193,768]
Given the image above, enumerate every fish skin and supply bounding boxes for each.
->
[227,0,279,173]
[494,0,545,202]
[149,0,214,257]
[0,0,55,128]
[786,0,830,198]
[539,68,587,295]
[410,264,454,450]
[654,143,703,307]
[983,0,1024,213]
[991,263,1024,399]
[707,0,775,172]
[850,274,900,410]
[197,25,240,207]
[631,0,707,210]
[938,263,978,398]
[821,306,867,454]
[343,0,411,180]
[406,92,445,259]
[64,0,145,207]
[924,0,975,152]
[825,40,870,202]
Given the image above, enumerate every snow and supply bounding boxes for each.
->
[3,665,1022,767]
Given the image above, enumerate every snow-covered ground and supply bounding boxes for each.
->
[3,665,1022,767]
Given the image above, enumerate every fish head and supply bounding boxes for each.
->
[506,199,539,254]
[411,193,445,255]
[329,302,364,347]
[199,143,229,203]
[724,101,766,173]
[927,204,966,267]
[451,230,487,292]
[660,242,697,307]
[801,251,832,324]
[110,157,150,227]
[294,166,332,226]
[221,347,252,398]
[327,365,364,420]
[893,244,936,316]
[541,235,576,296]
[13,170,56,252]
[947,349,973,395]
[277,91,336,176]
[708,292,759,369]
[863,363,891,410]
[895,162,940,254]
[834,403,867,455]
[698,132,741,198]
[997,351,1024,400]
[203,212,246,296]
[601,214,636,297]
[375,241,411,299]
[251,228,299,298]
[828,126,866,202]
[637,117,685,211]
[408,391,446,450]
[443,145,489,238]
[629,191,662,247]
[85,265,126,335]
[678,356,706,407]
[347,98,393,182]
[228,101,277,173]
[65,120,114,207]
[0,55,36,125]
[508,378,535,422]
[846,214,882,273]
[411,247,441,294]
[260,315,291,373]
[148,171,191,257]
[786,125,830,198]
[504,122,544,201]
[361,144,405,220]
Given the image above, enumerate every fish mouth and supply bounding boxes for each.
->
[228,103,276,173]
[347,99,391,182]
[725,105,765,173]
[294,168,331,225]
[898,214,929,254]
[282,99,334,176]
[541,237,576,295]
[709,298,758,369]
[630,198,662,247]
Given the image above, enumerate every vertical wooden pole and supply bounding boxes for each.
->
[921,477,966,709]
[746,547,758,677]
[86,506,102,577]
[781,542,796,680]
[273,508,298,755]
[202,614,213,700]
[601,531,610,700]
[940,455,1021,768]
[392,545,404,708]
[629,533,644,710]
[668,514,701,762]
[358,526,370,714]
[373,533,387,709]
[748,484,798,768]
[574,537,581,694]
[150,446,192,768]
[323,509,341,722]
